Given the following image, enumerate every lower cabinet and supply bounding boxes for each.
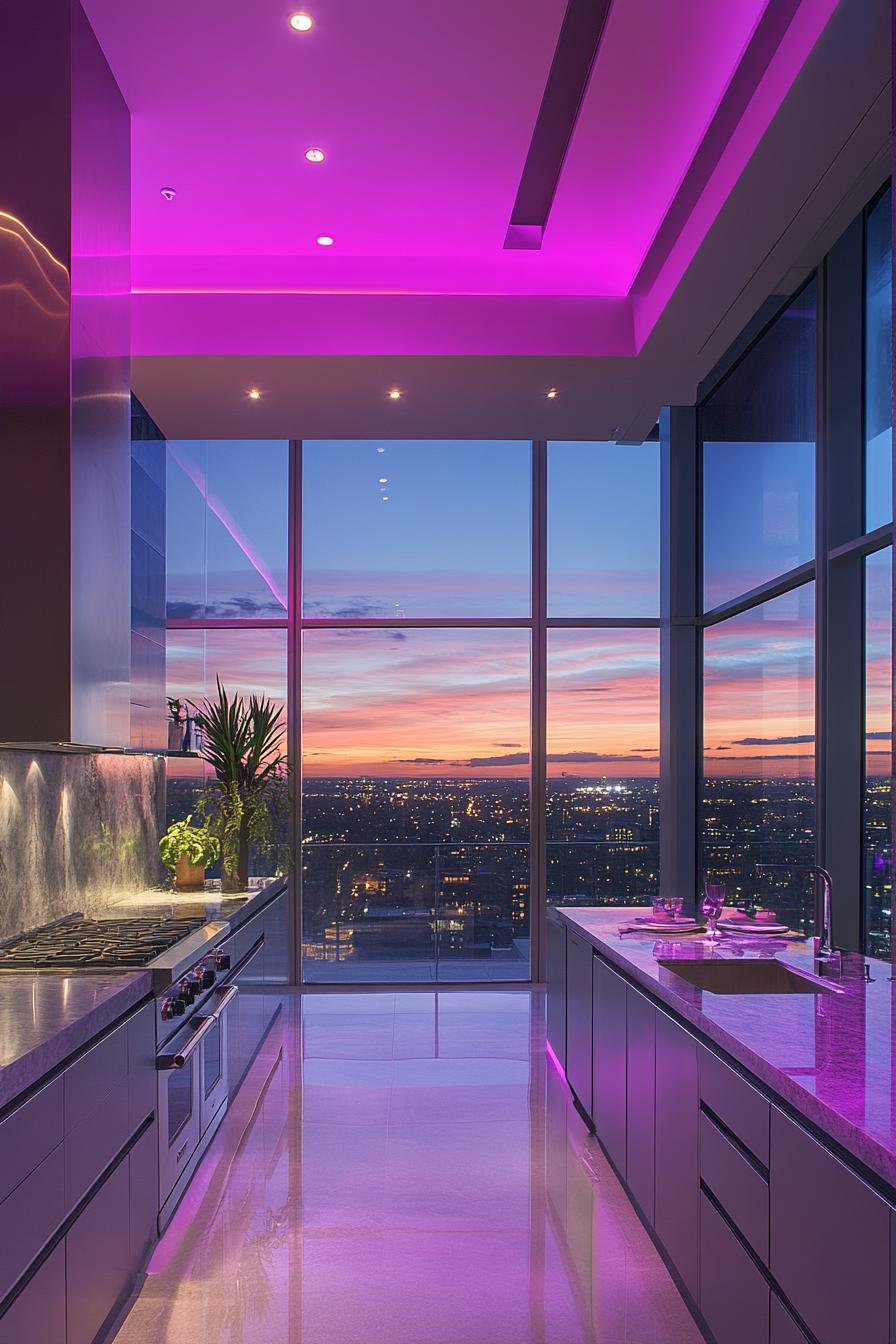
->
[625,984,655,1221]
[66,1160,131,1344]
[0,1243,66,1344]
[770,1296,811,1344]
[546,912,567,1071]
[700,1192,769,1344]
[654,1008,700,1301]
[565,932,593,1118]
[592,956,627,1176]
[769,1107,890,1344]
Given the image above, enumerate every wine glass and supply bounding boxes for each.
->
[702,881,726,943]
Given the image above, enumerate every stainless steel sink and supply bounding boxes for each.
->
[656,957,840,995]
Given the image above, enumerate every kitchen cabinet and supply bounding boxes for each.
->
[546,911,567,1070]
[769,1106,890,1344]
[625,984,655,1220]
[565,931,593,1118]
[592,956,627,1176]
[699,1110,769,1264]
[66,1159,131,1344]
[263,887,290,984]
[700,1191,769,1344]
[654,1008,699,1300]
[0,1243,65,1344]
[770,1296,812,1344]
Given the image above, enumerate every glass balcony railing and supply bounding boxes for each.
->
[301,843,530,983]
[546,841,659,908]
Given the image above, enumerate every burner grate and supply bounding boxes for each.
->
[0,916,208,969]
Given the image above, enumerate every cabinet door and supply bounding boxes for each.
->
[771,1296,811,1344]
[654,1009,699,1300]
[592,957,627,1176]
[625,985,655,1221]
[129,1120,159,1268]
[565,931,593,1120]
[66,1159,131,1344]
[263,889,290,984]
[0,1242,65,1344]
[700,1192,769,1344]
[769,1108,890,1344]
[545,914,567,1071]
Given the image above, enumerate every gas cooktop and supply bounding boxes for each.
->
[0,915,208,969]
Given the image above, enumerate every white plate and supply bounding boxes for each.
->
[635,920,705,933]
[718,919,790,935]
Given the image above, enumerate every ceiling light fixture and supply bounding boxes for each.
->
[546,386,559,399]
[247,388,262,400]
[388,388,402,401]
[316,235,334,247]
[160,187,176,201]
[289,12,313,31]
[305,147,325,163]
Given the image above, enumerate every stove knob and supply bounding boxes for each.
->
[182,981,197,1004]
[164,996,186,1019]
[216,953,231,971]
[201,969,215,989]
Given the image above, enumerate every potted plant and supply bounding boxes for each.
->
[190,680,285,893]
[159,815,220,891]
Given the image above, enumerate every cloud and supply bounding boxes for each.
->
[867,730,892,740]
[731,734,815,746]
[463,750,660,767]
[394,757,445,765]
[493,742,522,748]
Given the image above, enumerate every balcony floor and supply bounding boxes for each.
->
[111,989,701,1344]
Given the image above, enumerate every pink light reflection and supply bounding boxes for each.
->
[168,444,288,612]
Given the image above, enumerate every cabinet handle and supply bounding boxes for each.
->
[156,1014,216,1069]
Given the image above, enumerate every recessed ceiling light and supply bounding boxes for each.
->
[289,12,313,31]
[305,147,325,163]
[378,477,388,484]
[388,388,402,401]
[546,387,559,399]
[160,187,176,201]
[247,388,262,400]
[382,495,390,501]
[316,235,334,247]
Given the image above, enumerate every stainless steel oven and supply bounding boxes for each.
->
[157,978,238,1210]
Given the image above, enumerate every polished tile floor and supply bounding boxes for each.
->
[112,990,703,1344]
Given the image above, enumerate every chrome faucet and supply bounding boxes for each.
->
[754,863,836,960]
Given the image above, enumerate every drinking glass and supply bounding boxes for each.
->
[702,881,726,943]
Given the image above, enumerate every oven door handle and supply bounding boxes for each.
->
[156,1014,217,1070]
[210,984,239,1018]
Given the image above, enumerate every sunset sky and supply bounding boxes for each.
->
[165,439,891,781]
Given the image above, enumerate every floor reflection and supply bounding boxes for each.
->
[112,989,701,1344]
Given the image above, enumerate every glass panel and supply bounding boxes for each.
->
[166,440,289,619]
[865,548,892,957]
[547,441,660,616]
[866,189,893,532]
[167,1059,194,1145]
[301,627,530,981]
[203,1019,222,1098]
[702,584,816,933]
[702,283,816,610]
[302,440,531,617]
[546,629,659,906]
[165,627,288,878]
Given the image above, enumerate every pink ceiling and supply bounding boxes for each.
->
[80,0,839,356]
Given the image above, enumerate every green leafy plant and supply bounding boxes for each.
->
[159,815,220,873]
[189,680,286,892]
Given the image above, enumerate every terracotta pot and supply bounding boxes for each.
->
[174,856,206,891]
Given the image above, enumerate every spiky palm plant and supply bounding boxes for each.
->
[190,680,286,891]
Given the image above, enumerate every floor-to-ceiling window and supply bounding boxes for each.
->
[863,187,893,955]
[700,282,819,933]
[164,439,290,877]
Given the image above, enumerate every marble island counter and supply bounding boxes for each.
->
[0,969,152,1112]
[557,905,896,1193]
[95,872,288,933]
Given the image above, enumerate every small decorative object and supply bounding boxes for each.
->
[159,816,220,891]
[167,697,186,752]
[702,881,726,943]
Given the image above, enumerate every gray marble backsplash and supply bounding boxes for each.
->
[0,750,165,941]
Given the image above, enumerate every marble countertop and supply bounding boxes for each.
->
[0,970,152,1113]
[94,873,288,932]
[0,877,287,1115]
[558,906,896,1193]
